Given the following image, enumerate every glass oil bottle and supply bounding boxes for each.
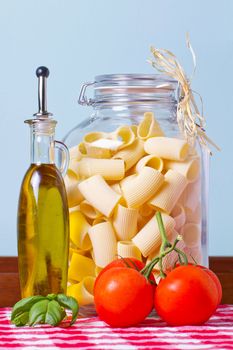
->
[17,67,70,298]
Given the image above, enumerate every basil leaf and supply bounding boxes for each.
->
[29,299,49,326]
[56,294,79,325]
[45,300,66,326]
[12,311,29,327]
[11,295,45,321]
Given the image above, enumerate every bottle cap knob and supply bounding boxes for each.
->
[36,66,50,78]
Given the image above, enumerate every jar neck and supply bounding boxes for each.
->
[30,130,55,165]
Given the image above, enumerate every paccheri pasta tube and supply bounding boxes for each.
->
[77,158,125,181]
[137,112,164,139]
[132,213,175,257]
[113,138,145,171]
[78,175,121,217]
[113,203,138,240]
[66,112,202,306]
[67,276,95,306]
[144,137,189,161]
[121,166,164,208]
[88,221,117,267]
[117,241,142,260]
[149,169,188,214]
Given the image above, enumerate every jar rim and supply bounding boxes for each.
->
[78,74,179,107]
[94,73,177,88]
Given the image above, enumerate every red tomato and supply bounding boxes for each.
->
[173,263,222,305]
[94,267,154,327]
[154,265,219,326]
[201,267,222,305]
[95,258,155,288]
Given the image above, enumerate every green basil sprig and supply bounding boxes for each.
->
[11,293,79,327]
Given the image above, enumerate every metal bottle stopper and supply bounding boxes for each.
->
[33,66,53,118]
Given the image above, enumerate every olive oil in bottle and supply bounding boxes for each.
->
[17,67,70,298]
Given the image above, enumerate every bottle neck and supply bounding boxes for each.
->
[30,130,55,165]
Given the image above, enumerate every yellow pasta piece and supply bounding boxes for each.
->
[80,200,102,220]
[117,241,142,260]
[113,203,138,240]
[77,158,125,181]
[95,266,103,277]
[92,216,108,225]
[135,154,163,173]
[164,156,200,182]
[144,137,189,161]
[181,223,201,248]
[113,138,145,171]
[68,252,95,282]
[132,213,175,257]
[121,166,164,208]
[78,175,121,217]
[88,221,117,267]
[113,125,135,149]
[149,170,188,214]
[130,125,138,136]
[67,276,95,306]
[171,203,186,231]
[64,170,84,208]
[138,203,154,217]
[70,209,92,250]
[137,112,164,139]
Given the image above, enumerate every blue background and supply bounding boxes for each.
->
[0,0,232,256]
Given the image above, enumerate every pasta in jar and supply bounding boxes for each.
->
[63,74,208,315]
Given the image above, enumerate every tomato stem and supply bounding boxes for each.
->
[140,212,188,281]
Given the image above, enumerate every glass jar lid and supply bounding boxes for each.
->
[78,74,179,107]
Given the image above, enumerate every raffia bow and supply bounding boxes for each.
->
[148,34,220,154]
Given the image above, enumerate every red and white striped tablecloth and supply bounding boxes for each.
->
[0,305,233,350]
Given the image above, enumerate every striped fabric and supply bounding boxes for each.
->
[0,305,233,349]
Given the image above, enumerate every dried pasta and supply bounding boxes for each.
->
[149,169,188,214]
[117,241,142,260]
[164,156,200,182]
[135,154,163,173]
[67,276,95,306]
[121,166,164,208]
[179,178,201,210]
[132,213,175,257]
[77,158,125,181]
[78,175,121,217]
[137,112,164,139]
[68,252,95,282]
[113,203,138,240]
[185,202,201,224]
[144,137,189,161]
[110,183,122,195]
[64,170,84,208]
[113,138,145,171]
[80,200,102,220]
[171,203,186,231]
[181,223,201,248]
[83,132,112,158]
[138,203,154,217]
[69,209,91,250]
[88,221,117,267]
[113,125,135,149]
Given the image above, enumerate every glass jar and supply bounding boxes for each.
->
[63,74,209,316]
